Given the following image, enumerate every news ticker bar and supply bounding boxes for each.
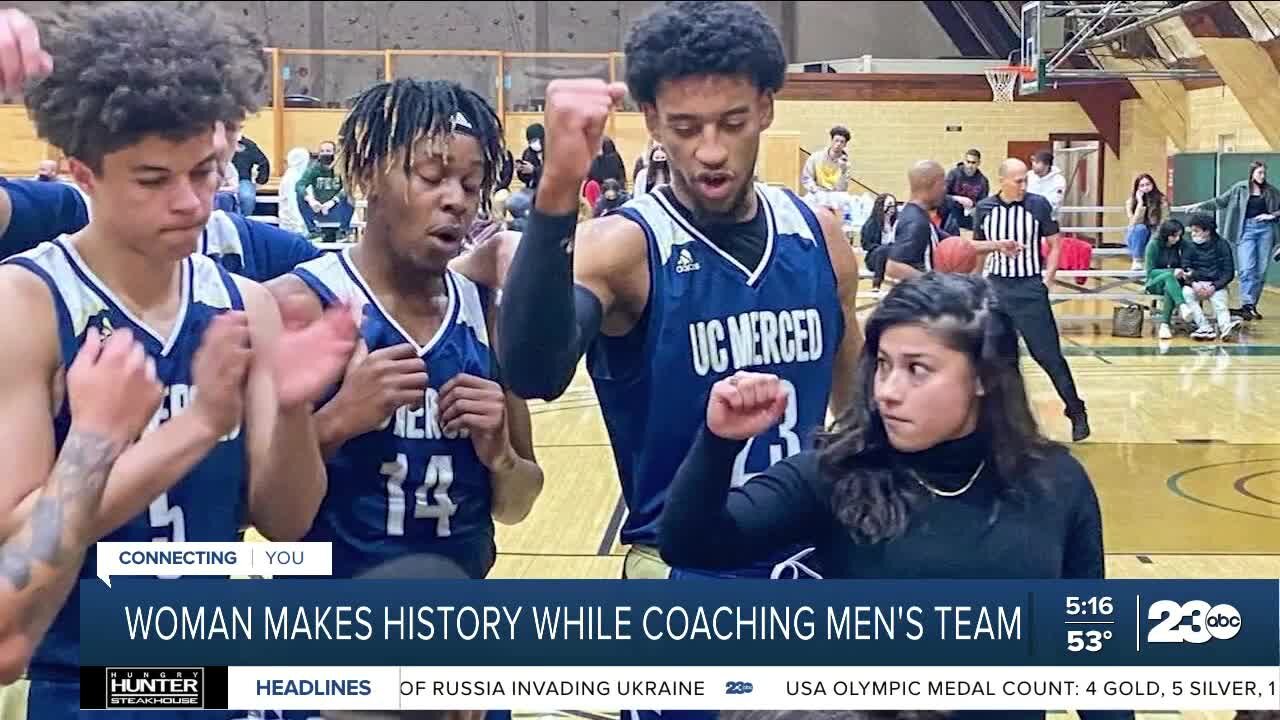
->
[81,666,1280,711]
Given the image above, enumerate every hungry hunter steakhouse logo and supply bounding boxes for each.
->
[106,667,204,708]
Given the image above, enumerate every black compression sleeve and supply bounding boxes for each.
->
[659,424,750,569]
[498,208,602,400]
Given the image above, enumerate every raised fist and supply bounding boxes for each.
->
[536,79,628,213]
[707,371,789,441]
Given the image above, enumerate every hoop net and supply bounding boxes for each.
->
[986,65,1032,102]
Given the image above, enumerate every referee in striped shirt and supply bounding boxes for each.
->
[973,158,1090,442]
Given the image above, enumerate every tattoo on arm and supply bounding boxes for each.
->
[0,431,121,592]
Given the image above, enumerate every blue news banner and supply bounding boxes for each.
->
[79,579,1280,711]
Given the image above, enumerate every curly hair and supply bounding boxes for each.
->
[23,2,267,173]
[624,1,786,106]
[818,272,1055,544]
[336,78,504,213]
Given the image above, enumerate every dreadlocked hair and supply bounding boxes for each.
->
[337,78,504,212]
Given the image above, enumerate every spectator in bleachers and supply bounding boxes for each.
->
[215,158,240,213]
[800,125,850,194]
[1144,219,1189,340]
[1124,173,1164,272]
[516,123,544,189]
[1027,150,1066,217]
[1186,160,1280,322]
[33,159,59,182]
[232,134,270,215]
[299,140,354,239]
[588,137,628,190]
[943,148,988,230]
[634,144,670,195]
[278,146,312,236]
[1182,214,1241,341]
[859,192,897,289]
[593,179,629,217]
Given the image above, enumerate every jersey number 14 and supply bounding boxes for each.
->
[730,378,801,487]
[382,453,459,537]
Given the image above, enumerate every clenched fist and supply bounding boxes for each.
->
[536,78,628,214]
[67,327,162,445]
[707,371,789,441]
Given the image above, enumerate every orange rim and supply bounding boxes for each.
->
[989,65,1036,80]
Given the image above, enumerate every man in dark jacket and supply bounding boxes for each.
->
[1183,214,1242,341]
[943,148,989,229]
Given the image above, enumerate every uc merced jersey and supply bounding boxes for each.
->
[4,237,248,675]
[292,250,499,580]
[595,184,844,574]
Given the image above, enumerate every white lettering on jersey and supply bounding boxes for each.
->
[142,384,240,441]
[688,308,824,377]
[391,388,467,441]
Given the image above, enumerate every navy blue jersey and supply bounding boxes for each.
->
[595,184,843,573]
[0,178,89,258]
[0,182,316,282]
[200,210,321,281]
[293,250,499,579]
[4,238,248,677]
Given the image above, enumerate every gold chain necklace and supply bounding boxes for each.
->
[910,460,986,498]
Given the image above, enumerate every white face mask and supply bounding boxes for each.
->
[530,140,542,153]
[1191,230,1210,245]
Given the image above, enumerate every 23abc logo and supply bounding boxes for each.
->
[1146,600,1241,644]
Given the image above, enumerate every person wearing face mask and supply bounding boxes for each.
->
[633,144,670,195]
[593,178,630,217]
[1180,215,1241,341]
[299,140,355,239]
[516,123,544,190]
[659,275,1121,703]
[1184,161,1280,321]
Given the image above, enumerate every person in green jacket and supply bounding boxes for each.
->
[1144,219,1189,340]
[1184,160,1280,321]
[299,140,355,239]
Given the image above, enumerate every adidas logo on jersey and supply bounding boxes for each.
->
[675,248,701,274]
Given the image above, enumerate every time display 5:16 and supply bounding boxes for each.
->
[1066,596,1113,616]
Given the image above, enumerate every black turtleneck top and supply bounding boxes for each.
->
[659,425,1104,580]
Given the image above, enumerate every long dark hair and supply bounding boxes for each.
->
[869,193,898,227]
[1131,173,1164,225]
[817,273,1055,544]
[1249,160,1268,191]
[645,144,671,192]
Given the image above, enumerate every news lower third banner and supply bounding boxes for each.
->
[79,558,1280,712]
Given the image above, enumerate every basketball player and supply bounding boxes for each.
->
[0,9,320,282]
[0,5,357,718]
[267,78,543,584]
[498,0,861,588]
[972,159,1089,442]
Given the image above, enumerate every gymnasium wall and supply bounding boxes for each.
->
[0,95,1171,210]
[1184,85,1271,152]
[780,98,1169,210]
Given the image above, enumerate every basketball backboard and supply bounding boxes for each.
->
[1020,1,1043,95]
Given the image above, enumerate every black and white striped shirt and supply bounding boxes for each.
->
[973,193,1059,278]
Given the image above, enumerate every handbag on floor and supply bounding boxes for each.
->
[1112,304,1144,338]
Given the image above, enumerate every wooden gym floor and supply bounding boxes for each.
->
[496,286,1280,582]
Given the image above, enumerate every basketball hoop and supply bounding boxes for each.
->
[985,65,1034,103]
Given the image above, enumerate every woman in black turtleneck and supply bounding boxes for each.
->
[660,273,1120,719]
